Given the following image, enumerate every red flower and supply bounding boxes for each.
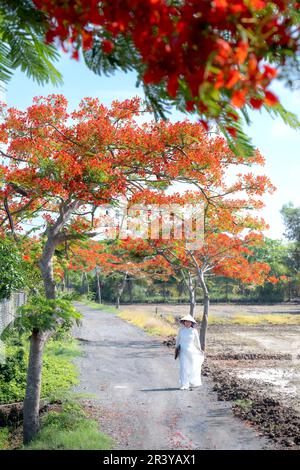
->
[225,70,241,89]
[231,89,247,108]
[185,100,195,112]
[226,127,237,138]
[167,76,179,98]
[199,119,209,131]
[31,0,298,126]
[264,91,278,107]
[102,39,114,54]
[250,97,263,109]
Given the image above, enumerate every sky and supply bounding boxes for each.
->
[4,54,300,241]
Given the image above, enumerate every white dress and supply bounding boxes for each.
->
[176,326,204,388]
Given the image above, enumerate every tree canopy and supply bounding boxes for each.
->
[32,0,300,155]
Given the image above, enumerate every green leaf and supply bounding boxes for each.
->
[0,0,62,86]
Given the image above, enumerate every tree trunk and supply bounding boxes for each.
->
[84,272,90,295]
[24,232,60,443]
[23,330,46,444]
[23,201,79,444]
[81,272,85,294]
[127,278,133,304]
[189,292,196,316]
[24,239,56,445]
[188,273,196,317]
[115,273,127,309]
[225,278,229,303]
[64,269,69,289]
[96,269,101,304]
[198,270,210,351]
[179,269,196,317]
[38,236,56,299]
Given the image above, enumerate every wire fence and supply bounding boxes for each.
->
[0,292,27,363]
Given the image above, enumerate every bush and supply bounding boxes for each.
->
[0,334,81,404]
[0,238,26,300]
[24,401,113,450]
[0,344,27,403]
[57,290,82,301]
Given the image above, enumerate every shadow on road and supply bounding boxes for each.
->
[76,338,162,349]
[140,387,180,392]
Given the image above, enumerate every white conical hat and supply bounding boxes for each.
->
[180,314,197,323]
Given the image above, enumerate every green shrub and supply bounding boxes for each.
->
[0,344,27,403]
[57,290,82,301]
[0,238,26,300]
[0,335,81,404]
[25,401,113,450]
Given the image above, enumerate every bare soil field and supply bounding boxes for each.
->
[119,301,300,318]
[206,324,300,412]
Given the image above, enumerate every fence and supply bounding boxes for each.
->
[0,292,27,362]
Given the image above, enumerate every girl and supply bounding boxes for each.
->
[175,314,204,390]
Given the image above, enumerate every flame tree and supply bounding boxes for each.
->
[32,0,300,154]
[127,174,275,349]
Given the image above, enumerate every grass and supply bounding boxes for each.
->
[206,314,300,325]
[79,299,118,313]
[24,401,113,450]
[118,309,177,336]
[0,428,9,450]
[233,313,300,325]
[234,399,253,412]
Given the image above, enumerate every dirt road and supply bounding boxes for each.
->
[72,303,270,450]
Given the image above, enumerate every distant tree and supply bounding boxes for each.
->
[69,238,172,308]
[281,203,300,273]
[247,237,289,301]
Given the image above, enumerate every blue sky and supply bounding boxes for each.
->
[4,54,300,240]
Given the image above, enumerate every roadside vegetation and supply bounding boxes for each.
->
[24,400,113,450]
[0,328,112,450]
[0,332,80,405]
[78,297,118,314]
[118,309,177,337]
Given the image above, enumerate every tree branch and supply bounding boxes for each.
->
[3,197,18,241]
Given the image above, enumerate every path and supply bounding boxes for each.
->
[73,303,270,450]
